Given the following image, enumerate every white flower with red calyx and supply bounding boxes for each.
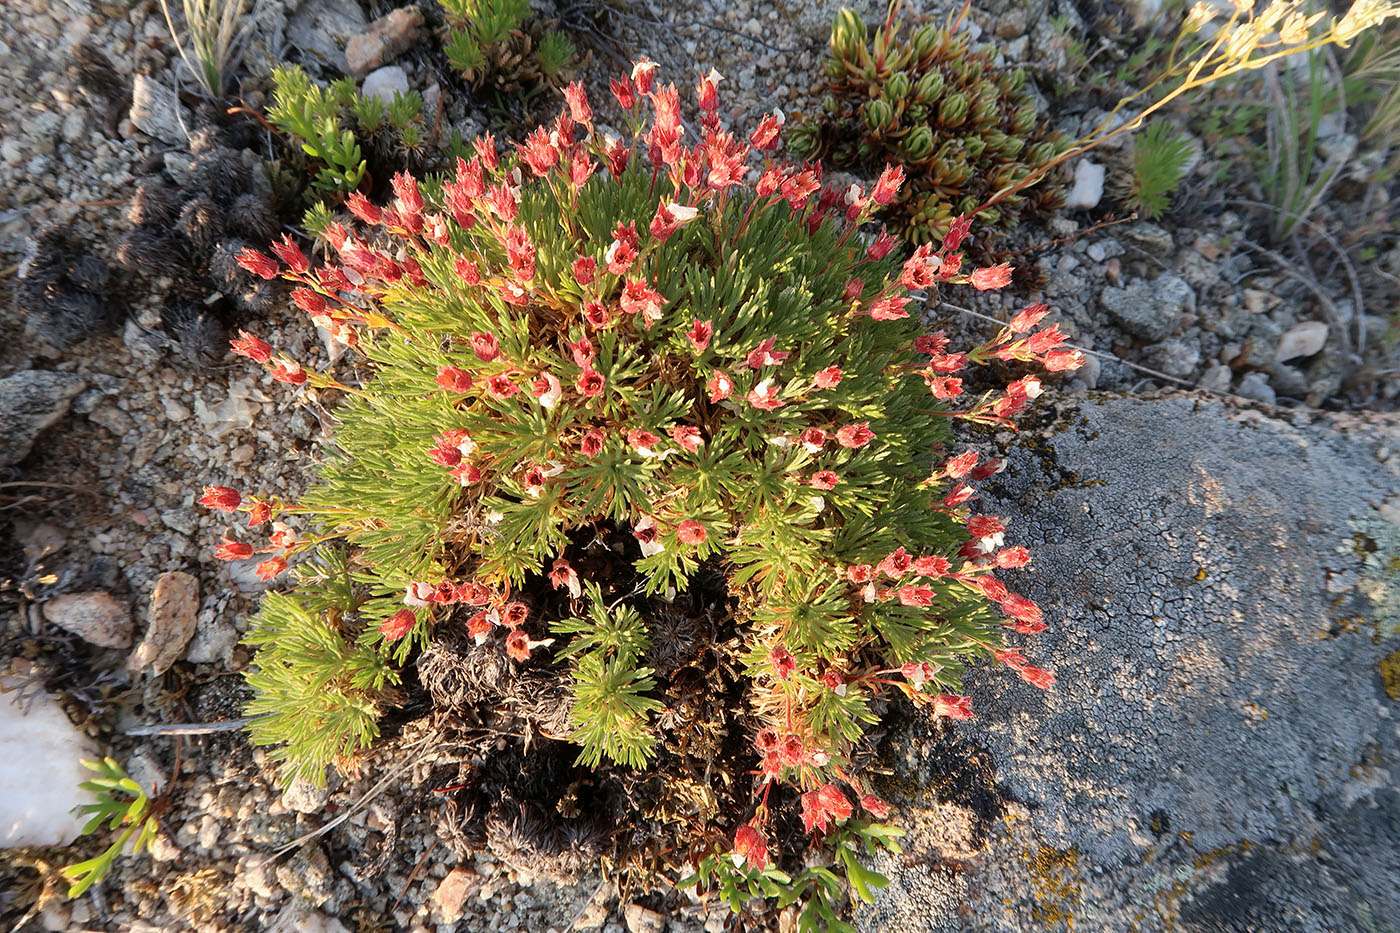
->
[627,429,662,457]
[268,521,299,550]
[670,425,704,452]
[450,462,482,485]
[631,56,658,95]
[747,378,785,411]
[620,279,666,328]
[604,234,635,274]
[745,337,790,370]
[707,371,735,402]
[1044,348,1086,372]
[633,515,665,556]
[530,372,563,410]
[901,661,937,691]
[967,515,1007,556]
[577,368,605,398]
[521,464,548,498]
[649,201,700,241]
[549,557,582,598]
[505,628,556,662]
[696,68,722,111]
[270,358,308,385]
[404,581,436,607]
[1010,375,1044,400]
[901,243,940,290]
[517,126,558,177]
[602,134,631,177]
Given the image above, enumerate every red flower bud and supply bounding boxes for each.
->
[198,485,241,512]
[836,422,875,448]
[230,330,272,364]
[213,536,253,560]
[379,608,417,641]
[436,366,474,393]
[255,556,287,580]
[270,235,309,274]
[933,693,974,720]
[733,824,768,871]
[872,164,905,206]
[236,247,278,280]
[347,191,382,225]
[609,76,635,110]
[470,332,500,362]
[676,519,706,545]
[971,263,1014,290]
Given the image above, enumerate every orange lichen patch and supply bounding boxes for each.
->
[1380,651,1400,701]
[1026,845,1082,928]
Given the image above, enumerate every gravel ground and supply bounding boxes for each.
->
[1,0,1397,930]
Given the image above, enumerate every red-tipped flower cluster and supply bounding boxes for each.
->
[208,58,1082,889]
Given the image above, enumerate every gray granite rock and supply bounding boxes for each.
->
[859,395,1400,933]
[0,369,87,465]
[285,0,368,72]
[1100,275,1193,342]
[128,73,188,145]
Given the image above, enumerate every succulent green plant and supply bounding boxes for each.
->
[439,0,576,97]
[790,2,1067,247]
[267,65,433,205]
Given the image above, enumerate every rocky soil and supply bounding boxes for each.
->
[1,0,1397,931]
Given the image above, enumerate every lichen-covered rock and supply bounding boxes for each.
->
[859,394,1400,933]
